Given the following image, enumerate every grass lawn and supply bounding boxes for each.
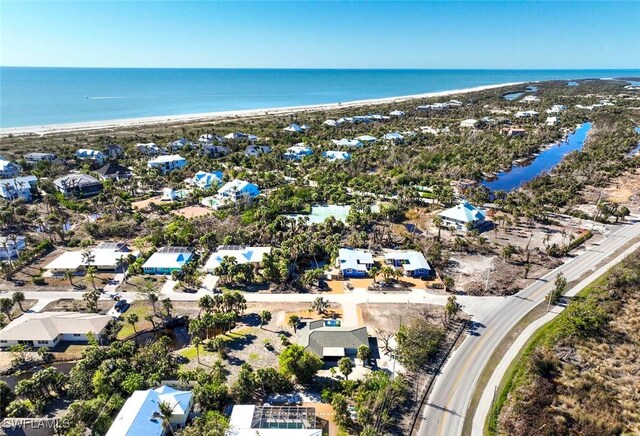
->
[178,345,216,362]
[116,304,153,340]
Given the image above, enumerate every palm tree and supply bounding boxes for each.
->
[126,313,139,335]
[81,249,95,268]
[86,266,98,291]
[157,401,177,436]
[310,297,330,315]
[63,270,74,287]
[192,336,202,364]
[259,310,272,328]
[433,215,443,240]
[369,266,380,283]
[12,292,25,312]
[288,314,301,333]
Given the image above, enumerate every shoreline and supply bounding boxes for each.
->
[0,81,524,137]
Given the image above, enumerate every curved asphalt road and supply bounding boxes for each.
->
[419,219,640,436]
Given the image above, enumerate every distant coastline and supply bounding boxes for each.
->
[1,81,522,137]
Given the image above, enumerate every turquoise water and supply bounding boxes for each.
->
[483,122,592,192]
[1,68,639,128]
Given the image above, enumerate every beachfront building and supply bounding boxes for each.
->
[383,132,404,143]
[389,110,405,117]
[244,145,272,157]
[515,110,539,118]
[0,175,38,201]
[384,250,432,278]
[331,138,363,148]
[75,149,106,166]
[147,155,187,175]
[107,386,193,436]
[136,142,165,156]
[284,144,313,160]
[228,405,321,436]
[0,236,26,260]
[168,138,194,151]
[54,173,104,198]
[203,245,272,274]
[439,201,487,232]
[297,320,369,360]
[24,152,57,163]
[0,158,21,179]
[95,163,132,181]
[323,150,351,162]
[0,312,112,348]
[142,247,194,275]
[44,242,136,273]
[185,170,223,190]
[337,248,374,278]
[546,116,558,126]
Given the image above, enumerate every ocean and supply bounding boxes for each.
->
[1,68,639,128]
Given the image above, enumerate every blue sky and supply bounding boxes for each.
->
[1,1,639,69]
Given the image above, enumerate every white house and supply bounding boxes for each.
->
[244,145,272,157]
[383,132,404,142]
[384,250,431,278]
[0,175,38,201]
[389,110,405,117]
[460,119,478,128]
[107,386,193,436]
[75,149,106,165]
[168,138,194,151]
[515,110,539,118]
[217,179,260,201]
[417,102,450,111]
[546,104,566,114]
[184,171,223,190]
[136,142,165,156]
[0,236,26,260]
[283,123,305,133]
[355,135,377,143]
[0,312,112,348]
[439,201,487,231]
[24,152,57,163]
[323,119,338,127]
[45,242,136,273]
[284,145,313,160]
[323,150,351,162]
[228,405,321,436]
[0,159,21,179]
[224,132,257,142]
[546,116,558,126]
[331,138,363,147]
[521,95,540,103]
[147,155,187,174]
[337,248,374,278]
[203,245,272,274]
[142,247,194,275]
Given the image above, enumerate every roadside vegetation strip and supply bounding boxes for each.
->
[484,251,637,436]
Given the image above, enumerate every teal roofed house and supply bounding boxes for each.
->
[142,247,194,275]
[439,201,487,231]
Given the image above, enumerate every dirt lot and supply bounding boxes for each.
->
[359,303,444,335]
[583,167,640,213]
[42,298,115,314]
[171,206,212,219]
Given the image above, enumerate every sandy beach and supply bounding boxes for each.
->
[0,81,524,137]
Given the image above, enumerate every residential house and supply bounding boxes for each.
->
[284,145,313,160]
[0,175,38,201]
[168,138,193,151]
[228,405,321,436]
[382,132,404,143]
[283,123,305,133]
[417,102,450,111]
[389,110,405,117]
[546,104,566,114]
[515,110,539,118]
[546,116,558,126]
[201,144,230,158]
[203,245,272,274]
[297,319,369,360]
[439,201,487,231]
[75,149,106,166]
[323,150,351,162]
[147,155,187,174]
[460,119,478,128]
[0,158,21,178]
[331,138,363,147]
[224,132,257,142]
[0,236,26,260]
[244,145,272,157]
[323,119,338,127]
[53,174,103,198]
[217,179,260,202]
[337,248,373,278]
[384,250,432,278]
[503,127,526,137]
[142,247,194,275]
[24,152,57,163]
[107,386,193,436]
[521,95,540,103]
[354,135,377,143]
[0,312,111,348]
[136,142,164,156]
[105,144,124,159]
[184,171,223,190]
[95,163,132,181]
[44,242,136,273]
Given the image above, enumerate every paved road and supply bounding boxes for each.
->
[418,219,640,436]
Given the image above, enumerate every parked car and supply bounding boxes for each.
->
[183,288,197,294]
[114,299,129,312]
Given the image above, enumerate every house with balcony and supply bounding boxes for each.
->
[147,155,187,174]
[0,175,38,201]
[54,173,104,198]
[0,236,26,260]
[0,158,21,178]
[76,149,106,166]
[439,201,487,231]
